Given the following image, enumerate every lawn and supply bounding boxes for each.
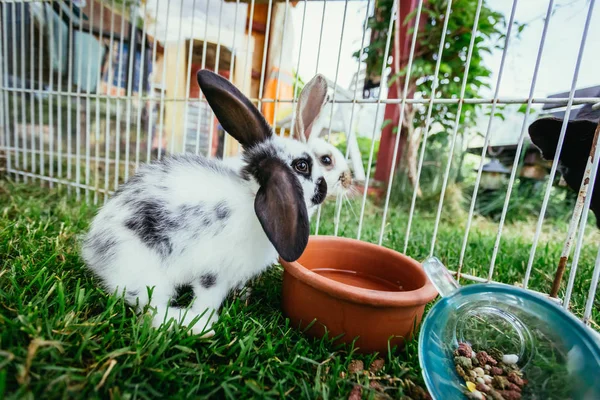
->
[1,179,599,399]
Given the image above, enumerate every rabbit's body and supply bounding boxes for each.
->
[83,155,274,316]
[82,71,327,336]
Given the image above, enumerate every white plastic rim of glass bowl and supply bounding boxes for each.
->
[421,257,461,298]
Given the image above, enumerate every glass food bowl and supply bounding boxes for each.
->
[419,257,600,400]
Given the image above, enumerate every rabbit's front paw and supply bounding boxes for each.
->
[189,311,219,338]
[152,306,208,333]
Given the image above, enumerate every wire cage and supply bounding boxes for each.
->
[0,0,599,329]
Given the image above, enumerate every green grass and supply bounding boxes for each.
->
[1,180,599,399]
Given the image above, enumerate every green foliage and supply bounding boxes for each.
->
[411,0,523,134]
[389,167,582,226]
[469,179,578,223]
[354,0,527,157]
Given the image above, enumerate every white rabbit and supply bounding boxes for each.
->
[224,74,352,204]
[292,74,353,197]
[81,70,328,337]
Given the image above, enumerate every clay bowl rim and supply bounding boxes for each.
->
[280,235,439,307]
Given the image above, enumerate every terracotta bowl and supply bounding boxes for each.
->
[280,235,438,354]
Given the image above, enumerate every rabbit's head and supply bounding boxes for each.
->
[294,74,353,197]
[197,70,327,261]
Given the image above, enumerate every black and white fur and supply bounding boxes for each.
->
[224,74,352,204]
[82,70,328,336]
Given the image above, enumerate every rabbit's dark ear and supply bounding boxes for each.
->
[253,158,309,262]
[197,70,272,149]
[294,74,328,143]
[529,117,598,160]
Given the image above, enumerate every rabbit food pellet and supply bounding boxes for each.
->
[454,342,528,400]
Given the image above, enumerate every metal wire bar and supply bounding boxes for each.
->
[429,0,484,255]
[551,124,599,297]
[271,0,291,135]
[241,0,256,99]
[168,0,186,156]
[476,0,519,281]
[333,0,373,237]
[123,1,138,181]
[3,146,138,165]
[256,0,274,113]
[356,0,398,241]
[564,121,600,309]
[103,0,117,203]
[194,0,212,156]
[315,0,327,73]
[3,3,12,179]
[56,2,64,188]
[47,0,56,188]
[93,2,106,204]
[28,1,36,181]
[134,1,149,170]
[20,1,28,183]
[75,0,88,200]
[583,245,600,324]
[2,85,599,105]
[146,0,162,164]
[0,3,6,160]
[84,0,96,200]
[402,0,454,252]
[289,0,307,143]
[378,0,423,245]
[206,0,225,158]
[181,0,198,154]
[314,0,349,236]
[525,0,595,294]
[113,1,128,190]
[458,0,520,281]
[516,0,555,289]
[222,0,242,154]
[155,0,171,160]
[10,3,20,182]
[8,167,113,194]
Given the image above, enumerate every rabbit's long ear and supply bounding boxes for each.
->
[253,158,309,262]
[529,117,597,160]
[197,70,272,149]
[293,74,328,143]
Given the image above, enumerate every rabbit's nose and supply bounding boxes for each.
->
[340,170,353,189]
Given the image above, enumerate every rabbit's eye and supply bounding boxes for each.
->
[320,155,332,166]
[293,159,310,175]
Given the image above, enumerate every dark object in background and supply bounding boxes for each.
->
[528,103,600,228]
